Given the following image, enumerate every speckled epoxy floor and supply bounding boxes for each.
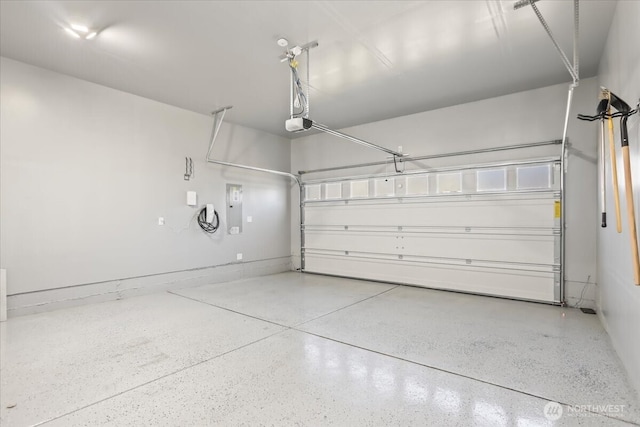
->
[1,272,638,426]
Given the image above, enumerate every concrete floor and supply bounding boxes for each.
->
[1,272,638,426]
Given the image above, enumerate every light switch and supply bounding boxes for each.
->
[158,217,165,226]
[236,253,243,261]
[247,216,253,223]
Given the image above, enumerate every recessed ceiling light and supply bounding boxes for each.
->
[64,28,81,38]
[71,23,89,33]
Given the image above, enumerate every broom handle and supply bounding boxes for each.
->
[620,115,640,285]
[608,114,622,233]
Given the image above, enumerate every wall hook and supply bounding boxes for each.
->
[184,157,193,180]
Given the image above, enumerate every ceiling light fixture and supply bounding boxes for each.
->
[64,28,81,38]
[70,23,89,33]
[65,23,98,40]
[277,38,289,47]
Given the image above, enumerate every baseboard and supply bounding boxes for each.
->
[7,257,291,317]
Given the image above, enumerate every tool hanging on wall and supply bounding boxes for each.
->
[605,91,622,233]
[596,97,609,227]
[578,92,640,285]
[610,92,640,286]
[579,91,609,227]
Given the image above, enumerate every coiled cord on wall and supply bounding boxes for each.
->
[197,207,219,234]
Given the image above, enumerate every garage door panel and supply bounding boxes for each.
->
[304,231,556,265]
[304,254,556,303]
[304,197,557,229]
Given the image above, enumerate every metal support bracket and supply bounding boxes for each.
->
[205,106,302,186]
[206,106,233,161]
[524,0,580,85]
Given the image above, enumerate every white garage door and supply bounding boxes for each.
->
[301,158,562,303]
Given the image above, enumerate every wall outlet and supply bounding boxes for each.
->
[158,217,165,226]
[247,216,253,223]
[236,253,243,261]
[229,226,240,235]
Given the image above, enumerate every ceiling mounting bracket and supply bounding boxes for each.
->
[278,40,319,62]
[205,105,302,186]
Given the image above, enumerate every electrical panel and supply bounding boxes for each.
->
[226,184,243,234]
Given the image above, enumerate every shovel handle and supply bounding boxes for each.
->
[608,115,622,233]
[621,145,640,286]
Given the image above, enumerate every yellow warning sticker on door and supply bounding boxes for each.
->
[554,201,561,218]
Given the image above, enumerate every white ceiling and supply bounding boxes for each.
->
[0,1,616,138]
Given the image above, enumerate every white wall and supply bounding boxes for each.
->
[596,0,640,394]
[292,78,600,307]
[0,57,292,315]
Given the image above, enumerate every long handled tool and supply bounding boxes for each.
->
[596,98,609,227]
[606,99,622,233]
[608,91,640,285]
